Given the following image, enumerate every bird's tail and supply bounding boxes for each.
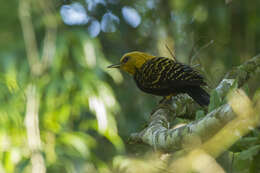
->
[186,86,210,106]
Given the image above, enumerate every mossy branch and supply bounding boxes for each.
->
[130,104,235,151]
[225,54,260,87]
[129,53,260,154]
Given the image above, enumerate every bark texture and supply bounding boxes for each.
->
[129,54,260,154]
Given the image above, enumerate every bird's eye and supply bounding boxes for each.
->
[122,56,130,63]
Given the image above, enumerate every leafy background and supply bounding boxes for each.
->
[0,0,260,172]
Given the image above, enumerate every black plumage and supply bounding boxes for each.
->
[134,57,210,106]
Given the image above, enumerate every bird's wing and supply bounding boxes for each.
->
[135,57,205,93]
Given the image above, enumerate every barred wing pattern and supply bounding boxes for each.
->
[134,57,206,96]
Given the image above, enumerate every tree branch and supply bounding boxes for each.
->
[130,104,235,152]
[19,0,57,172]
[225,54,260,87]
[129,53,260,154]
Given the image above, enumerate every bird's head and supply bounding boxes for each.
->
[107,51,155,75]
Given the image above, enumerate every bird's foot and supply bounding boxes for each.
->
[151,96,174,115]
[159,95,173,104]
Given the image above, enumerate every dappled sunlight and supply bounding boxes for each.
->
[122,6,141,28]
[59,132,92,158]
[84,40,97,68]
[228,89,255,118]
[169,149,225,173]
[89,96,108,133]
[5,70,18,93]
[2,0,260,172]
[89,94,124,152]
[85,0,106,11]
[25,84,45,173]
[30,153,46,173]
[200,89,259,157]
[0,133,10,151]
[97,84,117,110]
[191,150,225,173]
[44,132,56,164]
[112,89,260,173]
[101,12,120,33]
[103,59,123,84]
[25,85,41,150]
[105,67,124,84]
[88,20,101,37]
[193,5,208,23]
[113,153,166,173]
[60,3,89,25]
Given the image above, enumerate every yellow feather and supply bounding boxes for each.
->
[119,51,155,75]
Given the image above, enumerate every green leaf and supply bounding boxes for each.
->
[253,87,260,102]
[195,110,205,120]
[230,79,239,90]
[208,89,222,112]
[230,137,259,152]
[237,145,260,160]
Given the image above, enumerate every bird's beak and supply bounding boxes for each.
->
[107,63,121,68]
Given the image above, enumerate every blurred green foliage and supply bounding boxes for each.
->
[0,0,260,172]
